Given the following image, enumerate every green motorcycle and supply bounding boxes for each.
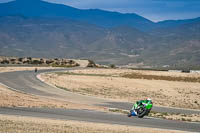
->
[128,99,153,118]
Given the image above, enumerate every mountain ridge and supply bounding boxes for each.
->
[0,0,200,68]
[0,0,156,31]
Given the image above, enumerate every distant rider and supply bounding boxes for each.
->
[35,68,38,73]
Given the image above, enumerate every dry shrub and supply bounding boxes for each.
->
[122,72,200,83]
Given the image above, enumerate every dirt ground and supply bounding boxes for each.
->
[0,114,188,133]
[41,68,200,110]
[0,84,106,111]
[71,69,200,78]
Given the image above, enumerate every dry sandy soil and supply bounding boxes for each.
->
[0,84,105,111]
[0,114,188,133]
[73,59,89,67]
[71,69,200,78]
[149,111,200,122]
[41,68,200,110]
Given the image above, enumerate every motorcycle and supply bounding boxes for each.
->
[128,101,153,118]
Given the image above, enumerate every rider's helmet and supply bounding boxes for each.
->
[146,98,152,102]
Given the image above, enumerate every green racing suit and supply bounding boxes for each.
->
[131,100,153,112]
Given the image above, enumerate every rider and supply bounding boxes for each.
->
[136,98,152,107]
[130,98,152,116]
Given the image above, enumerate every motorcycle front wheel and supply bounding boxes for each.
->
[137,108,147,118]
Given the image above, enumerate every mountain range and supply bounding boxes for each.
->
[0,0,200,68]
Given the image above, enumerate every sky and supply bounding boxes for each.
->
[1,0,200,22]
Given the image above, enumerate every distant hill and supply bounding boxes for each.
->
[0,15,150,62]
[141,19,200,67]
[0,15,107,58]
[155,17,200,30]
[0,0,200,68]
[0,0,155,31]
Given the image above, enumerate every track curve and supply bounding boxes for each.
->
[0,68,200,132]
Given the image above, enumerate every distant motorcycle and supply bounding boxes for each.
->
[128,100,153,118]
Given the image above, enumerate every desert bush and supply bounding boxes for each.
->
[110,64,116,68]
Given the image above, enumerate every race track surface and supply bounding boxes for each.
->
[0,107,200,132]
[0,68,200,132]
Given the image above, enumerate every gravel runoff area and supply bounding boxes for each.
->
[0,114,188,133]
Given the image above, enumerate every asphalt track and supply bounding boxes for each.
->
[0,68,200,132]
